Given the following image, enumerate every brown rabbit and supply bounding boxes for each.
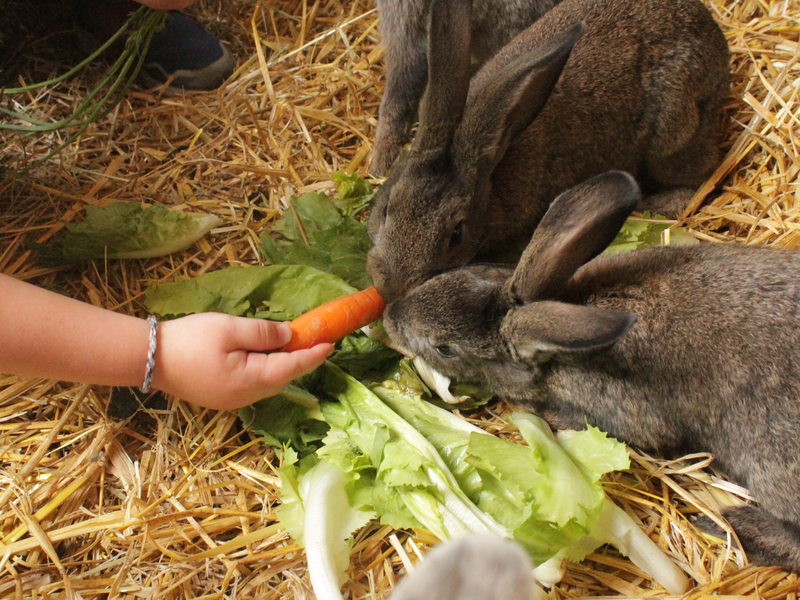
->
[389,535,536,600]
[383,171,800,573]
[367,0,729,303]
[372,0,563,176]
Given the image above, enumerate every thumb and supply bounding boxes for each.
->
[231,318,292,351]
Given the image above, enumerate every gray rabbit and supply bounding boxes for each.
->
[372,0,562,176]
[383,171,800,573]
[367,0,729,303]
[389,535,536,600]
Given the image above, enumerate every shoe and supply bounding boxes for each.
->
[76,0,235,91]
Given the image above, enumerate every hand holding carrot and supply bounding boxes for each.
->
[151,313,335,410]
[152,287,384,407]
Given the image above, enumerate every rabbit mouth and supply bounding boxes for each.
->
[378,317,469,404]
[412,356,470,405]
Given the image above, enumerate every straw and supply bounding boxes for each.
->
[2,0,800,597]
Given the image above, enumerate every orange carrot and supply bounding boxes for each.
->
[282,286,386,352]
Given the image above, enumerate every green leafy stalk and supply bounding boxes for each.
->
[605,214,699,253]
[1,6,166,172]
[301,460,375,600]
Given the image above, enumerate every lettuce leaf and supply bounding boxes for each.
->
[32,202,221,264]
[331,171,374,216]
[260,190,373,290]
[144,264,356,319]
[372,382,629,565]
[606,213,698,254]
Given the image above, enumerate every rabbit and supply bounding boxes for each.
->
[372,0,563,176]
[367,0,729,303]
[389,535,536,600]
[382,170,800,574]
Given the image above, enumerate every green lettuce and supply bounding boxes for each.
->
[260,189,373,290]
[144,264,356,319]
[331,171,374,216]
[263,363,688,598]
[606,213,698,253]
[33,202,221,264]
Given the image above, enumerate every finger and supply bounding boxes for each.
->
[246,343,334,389]
[231,318,292,351]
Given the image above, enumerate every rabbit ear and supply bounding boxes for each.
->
[502,301,635,360]
[456,22,585,170]
[507,171,641,303]
[414,0,473,156]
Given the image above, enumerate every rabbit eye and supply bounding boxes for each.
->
[435,345,458,358]
[448,221,464,250]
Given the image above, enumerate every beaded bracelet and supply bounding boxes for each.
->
[141,315,158,394]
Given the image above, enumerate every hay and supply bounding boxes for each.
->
[1,0,799,597]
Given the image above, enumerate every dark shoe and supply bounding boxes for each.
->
[76,0,235,91]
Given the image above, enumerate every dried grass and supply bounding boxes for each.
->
[1,0,799,597]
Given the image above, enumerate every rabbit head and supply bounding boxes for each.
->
[383,171,640,394]
[367,0,584,303]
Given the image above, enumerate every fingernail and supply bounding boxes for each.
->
[277,322,293,344]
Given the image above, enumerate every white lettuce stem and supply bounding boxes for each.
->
[593,498,689,596]
[303,461,349,600]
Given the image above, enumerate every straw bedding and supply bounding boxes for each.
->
[1,0,799,597]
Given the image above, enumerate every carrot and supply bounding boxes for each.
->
[282,286,386,352]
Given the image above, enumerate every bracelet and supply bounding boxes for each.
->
[141,315,158,394]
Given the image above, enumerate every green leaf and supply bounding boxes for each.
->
[315,363,508,540]
[241,389,328,456]
[260,192,373,290]
[32,203,221,264]
[144,264,356,319]
[556,425,630,482]
[331,171,374,216]
[328,335,402,383]
[605,214,699,254]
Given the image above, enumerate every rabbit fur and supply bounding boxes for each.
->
[388,535,535,600]
[372,0,562,176]
[367,0,729,303]
[383,171,800,573]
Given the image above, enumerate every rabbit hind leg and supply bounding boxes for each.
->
[724,505,800,574]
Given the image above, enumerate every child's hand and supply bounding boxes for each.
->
[151,313,334,409]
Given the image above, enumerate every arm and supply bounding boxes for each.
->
[0,274,333,410]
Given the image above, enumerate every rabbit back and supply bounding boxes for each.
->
[556,244,800,571]
[552,244,800,464]
[457,0,729,249]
